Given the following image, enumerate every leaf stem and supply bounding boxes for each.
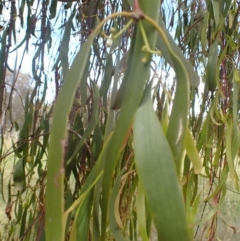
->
[112,19,135,40]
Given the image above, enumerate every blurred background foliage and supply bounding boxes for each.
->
[0,0,240,240]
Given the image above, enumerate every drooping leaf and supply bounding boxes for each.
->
[136,182,149,241]
[59,11,75,78]
[109,167,130,241]
[100,1,161,238]
[206,40,219,92]
[45,19,101,241]
[184,128,202,174]
[156,17,200,88]
[134,84,191,241]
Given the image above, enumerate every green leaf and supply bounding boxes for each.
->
[200,11,209,55]
[226,121,236,180]
[59,11,75,78]
[231,80,240,159]
[134,84,191,241]
[184,128,202,174]
[136,182,149,241]
[204,165,228,201]
[49,0,57,19]
[67,82,100,164]
[13,159,25,184]
[65,170,103,241]
[45,19,101,241]
[109,167,130,241]
[80,59,90,105]
[99,56,113,98]
[190,191,201,223]
[206,40,219,92]
[100,1,161,239]
[19,207,27,239]
[144,14,191,175]
[156,17,200,88]
[212,0,220,27]
[104,49,121,140]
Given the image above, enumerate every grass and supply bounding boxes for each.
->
[0,135,46,240]
[0,137,16,226]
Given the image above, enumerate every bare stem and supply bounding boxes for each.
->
[132,0,144,20]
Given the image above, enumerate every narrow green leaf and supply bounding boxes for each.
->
[156,17,200,87]
[67,83,100,164]
[45,22,99,241]
[0,29,7,86]
[92,123,103,160]
[80,59,90,105]
[222,0,232,17]
[200,11,209,55]
[166,64,189,174]
[64,170,103,222]
[136,182,149,241]
[0,165,6,202]
[111,48,131,109]
[99,56,113,98]
[104,49,121,140]
[231,80,240,159]
[59,11,75,78]
[49,0,57,19]
[195,207,218,226]
[161,97,169,134]
[100,1,161,239]
[15,195,23,223]
[19,207,27,239]
[226,121,235,180]
[184,128,202,174]
[212,0,220,27]
[13,159,25,184]
[134,85,191,241]
[144,15,191,175]
[109,167,130,241]
[73,135,113,241]
[188,190,201,235]
[206,40,218,92]
[204,165,228,201]
[92,133,114,241]
[185,171,194,237]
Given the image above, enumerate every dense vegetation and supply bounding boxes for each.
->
[0,0,240,240]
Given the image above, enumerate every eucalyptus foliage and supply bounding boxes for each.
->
[0,0,240,240]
